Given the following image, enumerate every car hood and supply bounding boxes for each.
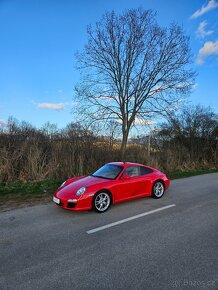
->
[56,176,110,199]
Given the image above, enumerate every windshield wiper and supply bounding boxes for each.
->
[91,174,113,180]
[91,174,105,179]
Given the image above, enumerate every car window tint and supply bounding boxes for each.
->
[140,166,153,175]
[92,164,123,180]
[123,166,140,177]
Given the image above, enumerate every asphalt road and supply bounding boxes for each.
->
[0,173,218,290]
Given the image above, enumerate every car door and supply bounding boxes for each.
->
[113,166,145,202]
[138,166,154,196]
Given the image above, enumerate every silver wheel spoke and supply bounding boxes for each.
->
[154,182,164,197]
[95,192,110,211]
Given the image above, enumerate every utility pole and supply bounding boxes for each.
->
[148,134,151,163]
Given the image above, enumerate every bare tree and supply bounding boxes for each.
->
[158,105,218,167]
[79,9,195,157]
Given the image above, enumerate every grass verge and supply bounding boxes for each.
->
[0,168,218,211]
[168,168,218,179]
[0,180,63,211]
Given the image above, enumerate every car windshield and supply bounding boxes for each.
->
[91,164,123,180]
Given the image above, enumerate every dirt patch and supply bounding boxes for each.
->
[0,195,52,212]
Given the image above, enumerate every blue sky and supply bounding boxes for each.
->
[0,0,218,129]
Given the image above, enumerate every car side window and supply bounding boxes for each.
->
[123,166,141,177]
[140,166,153,175]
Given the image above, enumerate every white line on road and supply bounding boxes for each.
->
[87,204,176,234]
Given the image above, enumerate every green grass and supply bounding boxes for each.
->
[169,168,218,179]
[0,180,63,200]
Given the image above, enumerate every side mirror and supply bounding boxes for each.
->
[121,174,131,180]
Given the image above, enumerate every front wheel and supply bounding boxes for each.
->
[93,192,111,213]
[152,181,165,199]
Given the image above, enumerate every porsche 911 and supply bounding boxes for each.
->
[53,162,170,213]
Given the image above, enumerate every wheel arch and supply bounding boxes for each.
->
[93,188,114,204]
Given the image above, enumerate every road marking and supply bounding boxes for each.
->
[86,204,176,234]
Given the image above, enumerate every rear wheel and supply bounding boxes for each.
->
[93,192,111,213]
[152,181,165,198]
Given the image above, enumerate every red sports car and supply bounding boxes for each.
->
[53,162,170,213]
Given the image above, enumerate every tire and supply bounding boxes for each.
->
[152,181,165,199]
[93,191,111,213]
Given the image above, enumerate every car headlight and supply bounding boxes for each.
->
[76,186,87,196]
[59,181,66,188]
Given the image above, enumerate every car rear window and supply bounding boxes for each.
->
[140,166,153,175]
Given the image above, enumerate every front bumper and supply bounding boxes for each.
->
[53,194,93,211]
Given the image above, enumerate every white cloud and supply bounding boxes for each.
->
[98,96,114,100]
[115,118,155,126]
[37,103,65,111]
[0,119,8,127]
[197,21,214,38]
[134,118,156,126]
[196,40,218,64]
[191,0,218,19]
[37,101,77,111]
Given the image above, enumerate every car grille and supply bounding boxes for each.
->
[67,202,76,209]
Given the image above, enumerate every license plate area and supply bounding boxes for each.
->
[53,196,60,204]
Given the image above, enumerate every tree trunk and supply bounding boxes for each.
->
[120,129,129,160]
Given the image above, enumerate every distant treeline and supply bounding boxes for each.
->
[0,105,217,182]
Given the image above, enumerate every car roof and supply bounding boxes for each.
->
[108,161,150,168]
